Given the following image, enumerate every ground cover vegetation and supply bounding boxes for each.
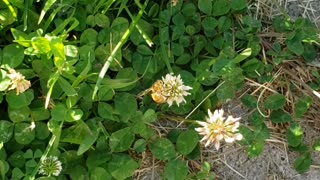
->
[0,0,319,179]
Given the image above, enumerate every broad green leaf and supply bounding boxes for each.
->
[80,28,98,48]
[97,86,114,101]
[95,43,122,69]
[198,0,212,15]
[51,104,67,121]
[247,141,264,158]
[238,126,254,145]
[264,94,286,110]
[202,17,218,31]
[181,3,196,17]
[286,123,303,147]
[11,168,24,179]
[171,42,184,56]
[77,120,100,155]
[149,138,176,160]
[241,58,264,78]
[137,44,153,56]
[115,68,137,91]
[57,76,77,96]
[86,15,96,27]
[10,28,31,47]
[110,17,129,43]
[95,13,110,28]
[31,107,50,121]
[253,123,270,142]
[212,0,230,16]
[0,120,14,143]
[64,109,83,122]
[176,130,199,155]
[8,106,31,123]
[294,96,312,118]
[0,160,9,180]
[6,90,34,108]
[302,44,317,62]
[216,82,236,102]
[97,102,116,120]
[248,111,265,126]
[14,123,35,145]
[65,45,79,57]
[109,127,134,152]
[35,122,50,140]
[114,93,137,122]
[175,53,191,65]
[164,159,188,180]
[287,34,304,55]
[69,165,88,180]
[8,151,25,168]
[0,74,11,91]
[312,138,320,151]
[86,150,111,169]
[241,94,257,109]
[294,152,311,173]
[133,139,146,153]
[270,110,292,123]
[50,36,66,67]
[90,167,112,180]
[230,0,247,10]
[143,109,157,123]
[130,19,154,46]
[2,44,24,68]
[31,37,51,54]
[148,3,159,17]
[108,154,138,180]
[172,13,185,25]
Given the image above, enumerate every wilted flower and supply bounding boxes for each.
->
[39,156,62,177]
[195,109,243,150]
[6,68,31,95]
[149,73,192,107]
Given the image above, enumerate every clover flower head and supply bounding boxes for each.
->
[6,68,31,95]
[147,73,192,107]
[195,109,243,150]
[39,156,62,177]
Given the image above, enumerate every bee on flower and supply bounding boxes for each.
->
[139,73,192,107]
[38,156,62,177]
[6,68,31,95]
[195,109,243,150]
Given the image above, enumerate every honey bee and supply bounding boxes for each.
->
[137,80,167,104]
[150,80,167,104]
[151,92,167,104]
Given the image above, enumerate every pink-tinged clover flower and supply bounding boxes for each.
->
[195,109,243,150]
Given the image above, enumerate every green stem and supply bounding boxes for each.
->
[92,0,149,99]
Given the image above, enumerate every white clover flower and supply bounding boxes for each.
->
[6,68,31,95]
[160,73,192,107]
[39,156,62,177]
[195,109,243,150]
